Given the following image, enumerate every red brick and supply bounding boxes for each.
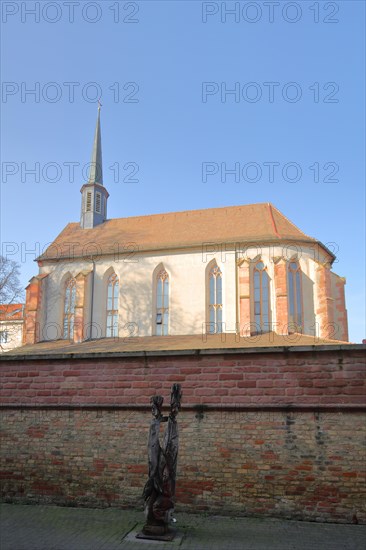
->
[344,387,366,395]
[214,389,229,396]
[194,388,215,396]
[219,374,243,381]
[63,371,81,377]
[257,380,273,388]
[237,381,257,388]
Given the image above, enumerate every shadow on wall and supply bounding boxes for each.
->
[39,275,69,342]
[36,266,209,342]
[120,270,203,338]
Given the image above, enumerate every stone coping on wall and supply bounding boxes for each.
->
[1,403,365,412]
[0,332,360,362]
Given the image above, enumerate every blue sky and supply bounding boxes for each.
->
[1,0,365,342]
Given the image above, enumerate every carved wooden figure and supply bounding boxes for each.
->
[140,384,182,539]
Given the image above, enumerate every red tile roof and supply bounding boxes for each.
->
[0,304,24,321]
[39,203,330,261]
[1,332,352,358]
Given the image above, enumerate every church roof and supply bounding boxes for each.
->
[39,202,330,261]
[1,332,353,359]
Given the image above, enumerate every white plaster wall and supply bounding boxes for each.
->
[40,249,237,339]
[83,273,92,340]
[41,266,75,341]
[309,260,320,338]
[298,255,316,337]
[38,242,340,340]
[0,322,23,352]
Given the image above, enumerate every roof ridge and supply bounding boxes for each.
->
[70,202,270,225]
[267,203,280,238]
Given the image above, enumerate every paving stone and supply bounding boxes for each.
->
[0,504,365,550]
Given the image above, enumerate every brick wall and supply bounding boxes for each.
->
[1,347,365,523]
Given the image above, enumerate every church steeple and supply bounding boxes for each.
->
[80,103,109,229]
[89,102,103,185]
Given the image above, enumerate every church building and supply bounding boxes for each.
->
[23,108,349,346]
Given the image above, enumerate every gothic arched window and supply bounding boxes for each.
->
[156,269,169,336]
[288,261,303,331]
[63,278,76,339]
[208,264,223,333]
[253,261,270,333]
[106,273,119,337]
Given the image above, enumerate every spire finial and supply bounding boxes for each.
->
[88,103,103,185]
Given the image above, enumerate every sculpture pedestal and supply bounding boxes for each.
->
[136,526,177,541]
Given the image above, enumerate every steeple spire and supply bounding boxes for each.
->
[88,101,103,185]
[80,103,109,229]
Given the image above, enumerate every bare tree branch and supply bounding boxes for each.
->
[0,255,24,351]
[0,255,24,305]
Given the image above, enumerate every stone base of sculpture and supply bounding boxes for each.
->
[136,525,177,542]
[136,384,182,542]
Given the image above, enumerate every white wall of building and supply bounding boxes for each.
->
[0,321,23,352]
[38,242,333,341]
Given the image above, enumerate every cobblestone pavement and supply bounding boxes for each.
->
[0,504,365,550]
